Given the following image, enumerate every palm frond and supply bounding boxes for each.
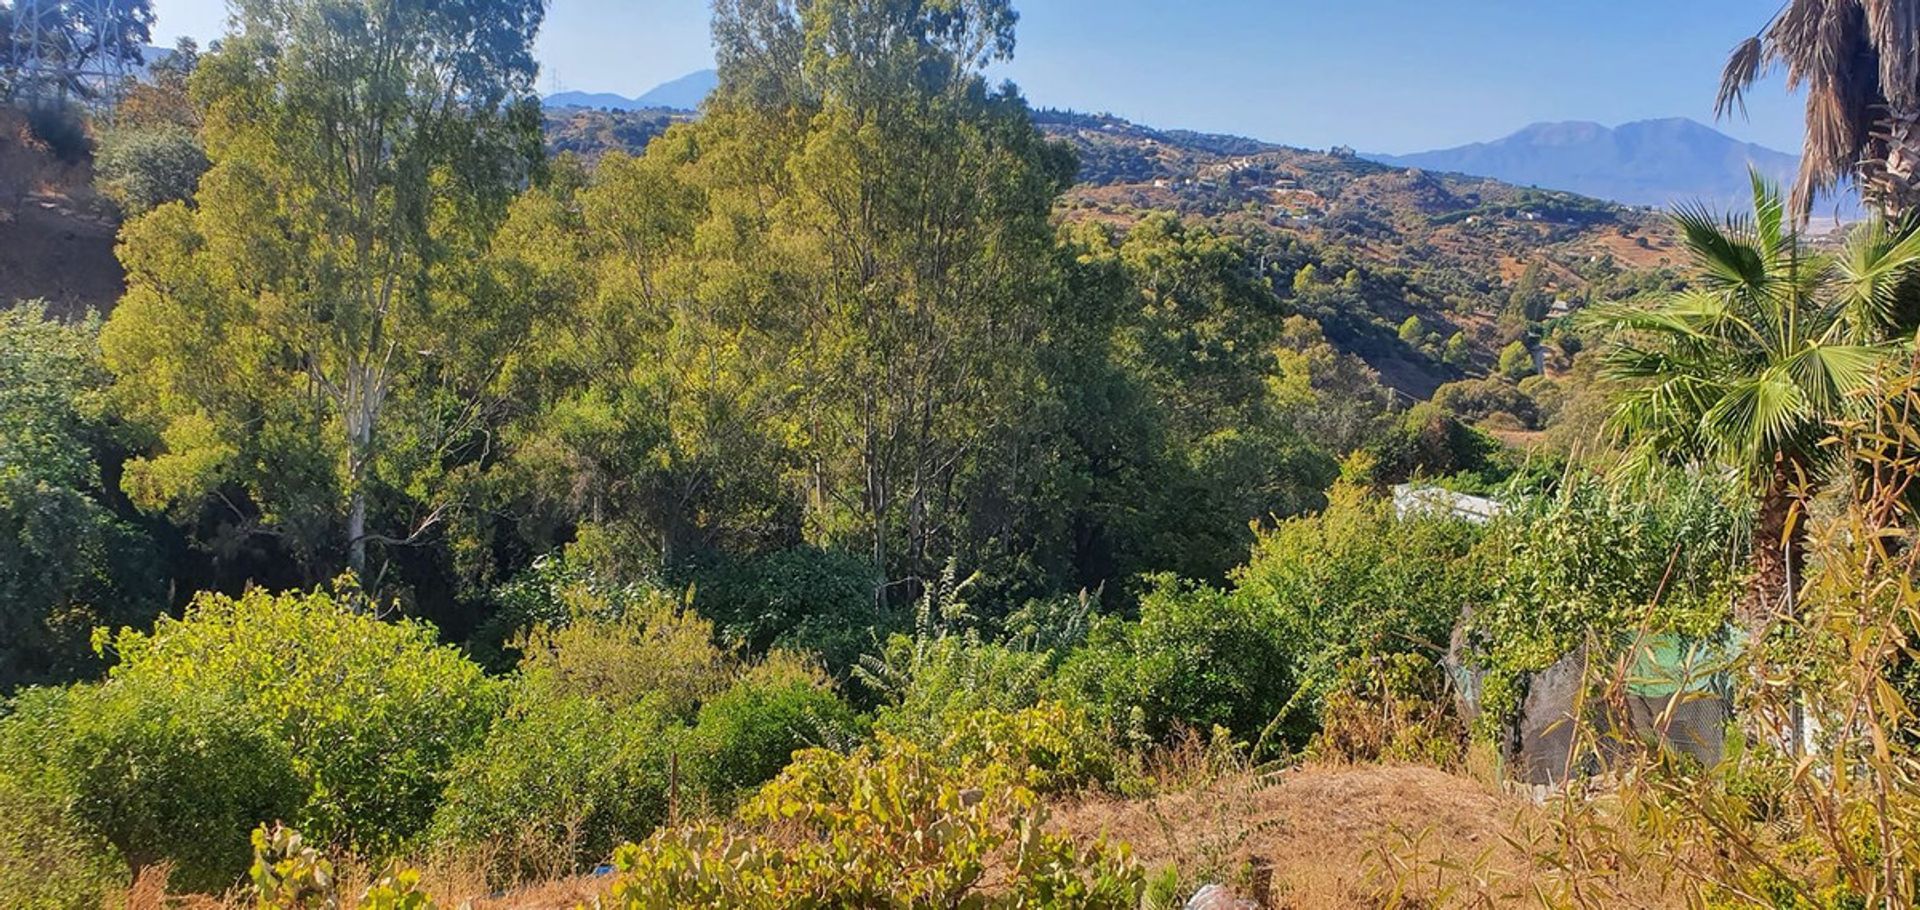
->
[1750,169,1789,255]
[1780,341,1897,413]
[1717,33,1773,119]
[1702,369,1809,464]
[1835,217,1920,333]
[1672,202,1768,291]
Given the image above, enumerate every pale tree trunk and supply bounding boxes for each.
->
[340,353,387,582]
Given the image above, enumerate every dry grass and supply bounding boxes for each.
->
[1049,760,1678,909]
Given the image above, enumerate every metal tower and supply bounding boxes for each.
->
[3,0,146,107]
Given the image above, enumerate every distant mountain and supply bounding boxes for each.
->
[1365,119,1839,213]
[634,69,718,109]
[543,69,717,112]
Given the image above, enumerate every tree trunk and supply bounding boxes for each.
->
[1875,105,1920,220]
[347,484,368,577]
[1743,463,1808,631]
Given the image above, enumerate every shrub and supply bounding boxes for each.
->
[429,686,677,881]
[1,304,166,691]
[1308,654,1464,768]
[59,681,303,893]
[684,653,862,810]
[1233,482,1486,723]
[1498,340,1535,379]
[1361,402,1507,486]
[933,700,1114,794]
[471,549,664,671]
[675,546,884,676]
[434,616,855,880]
[600,737,1144,909]
[95,125,208,214]
[1466,471,1739,732]
[1432,376,1540,428]
[1059,574,1296,748]
[250,825,436,910]
[515,592,733,721]
[0,688,122,910]
[100,584,503,854]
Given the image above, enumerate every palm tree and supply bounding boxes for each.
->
[1718,0,1920,221]
[1592,178,1920,626]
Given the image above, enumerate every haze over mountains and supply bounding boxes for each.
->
[544,68,718,111]
[1364,119,1842,214]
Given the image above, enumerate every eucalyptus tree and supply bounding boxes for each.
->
[103,0,548,580]
[1593,179,1920,623]
[699,0,1075,592]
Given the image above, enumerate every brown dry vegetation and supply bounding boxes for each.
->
[1049,762,1676,909]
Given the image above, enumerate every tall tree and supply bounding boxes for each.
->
[1593,177,1920,624]
[701,0,1073,592]
[1719,0,1920,218]
[102,0,548,580]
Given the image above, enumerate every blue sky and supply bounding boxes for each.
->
[151,0,1806,155]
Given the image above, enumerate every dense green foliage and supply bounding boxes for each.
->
[0,305,163,691]
[600,736,1143,909]
[432,599,858,880]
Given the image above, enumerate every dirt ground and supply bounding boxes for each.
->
[0,108,126,318]
[0,195,124,318]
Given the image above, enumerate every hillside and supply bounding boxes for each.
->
[0,109,122,318]
[1365,118,1844,213]
[542,106,691,162]
[1036,110,1682,393]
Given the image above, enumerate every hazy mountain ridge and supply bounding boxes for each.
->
[1364,118,1841,213]
[544,69,718,111]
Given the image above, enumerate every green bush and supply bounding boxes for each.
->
[1059,574,1296,747]
[1361,402,1507,487]
[59,681,303,892]
[435,613,856,880]
[429,686,677,881]
[1233,482,1486,719]
[600,737,1143,909]
[865,631,1056,746]
[685,654,862,809]
[1466,471,1740,731]
[100,584,503,854]
[1,304,166,691]
[859,567,1060,745]
[0,688,122,910]
[676,546,884,676]
[515,592,734,721]
[471,549,665,672]
[95,125,209,214]
[932,700,1114,794]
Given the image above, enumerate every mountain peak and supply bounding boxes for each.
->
[1366,118,1810,210]
[544,68,717,112]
